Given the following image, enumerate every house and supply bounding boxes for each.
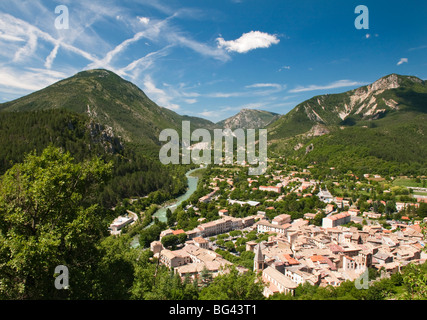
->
[150,241,163,255]
[284,265,319,286]
[259,186,282,193]
[257,220,292,235]
[228,199,260,207]
[193,237,209,249]
[318,190,334,203]
[218,209,229,216]
[304,213,317,220]
[261,266,298,297]
[159,248,192,269]
[160,228,174,239]
[325,204,335,214]
[242,216,256,228]
[197,216,242,237]
[363,211,382,219]
[272,214,291,225]
[322,212,351,228]
[172,245,233,279]
[199,189,218,203]
[373,251,393,265]
[349,208,361,216]
[109,215,134,235]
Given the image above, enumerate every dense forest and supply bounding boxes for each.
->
[0,109,189,208]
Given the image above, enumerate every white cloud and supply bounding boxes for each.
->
[170,33,230,62]
[408,45,427,52]
[142,75,180,110]
[44,43,60,69]
[118,45,173,79]
[208,91,245,98]
[397,58,408,66]
[208,82,285,99]
[13,29,38,62]
[246,83,283,90]
[289,80,366,93]
[0,67,68,93]
[366,33,379,39]
[279,65,291,71]
[138,16,150,24]
[216,31,280,53]
[184,99,198,104]
[0,12,99,65]
[199,110,216,118]
[0,32,25,42]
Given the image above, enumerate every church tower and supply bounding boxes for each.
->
[253,243,265,272]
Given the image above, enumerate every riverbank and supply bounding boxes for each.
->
[130,166,204,248]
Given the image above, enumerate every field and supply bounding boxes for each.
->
[392,178,424,188]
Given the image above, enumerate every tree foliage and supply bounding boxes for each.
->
[198,266,264,300]
[0,146,112,299]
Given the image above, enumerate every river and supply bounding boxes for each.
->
[130,166,203,248]
[151,166,203,223]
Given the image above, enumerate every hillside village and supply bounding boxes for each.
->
[142,160,427,297]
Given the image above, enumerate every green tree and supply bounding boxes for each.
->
[0,146,112,299]
[400,261,427,299]
[94,235,136,299]
[199,266,265,300]
[161,234,179,249]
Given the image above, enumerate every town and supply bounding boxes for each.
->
[111,156,427,298]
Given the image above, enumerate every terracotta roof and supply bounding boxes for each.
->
[327,212,350,221]
[284,254,300,265]
[172,229,185,235]
[310,255,326,263]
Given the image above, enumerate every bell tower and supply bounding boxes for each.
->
[253,243,265,272]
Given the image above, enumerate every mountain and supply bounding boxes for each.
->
[217,108,280,130]
[268,74,427,176]
[0,69,217,150]
[268,74,426,140]
[0,69,220,206]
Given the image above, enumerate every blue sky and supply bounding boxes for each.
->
[0,0,426,122]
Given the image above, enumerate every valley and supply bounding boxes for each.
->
[0,69,426,301]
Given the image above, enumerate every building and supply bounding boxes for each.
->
[159,228,186,240]
[150,241,163,255]
[284,265,319,286]
[322,212,351,228]
[218,209,229,216]
[159,249,192,269]
[193,236,209,249]
[259,186,282,193]
[262,266,298,297]
[228,199,260,207]
[317,190,334,203]
[196,216,244,237]
[109,216,134,235]
[256,220,291,235]
[272,214,291,225]
[304,213,317,220]
[254,243,265,272]
[199,189,218,203]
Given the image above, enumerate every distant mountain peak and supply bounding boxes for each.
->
[217,108,280,130]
